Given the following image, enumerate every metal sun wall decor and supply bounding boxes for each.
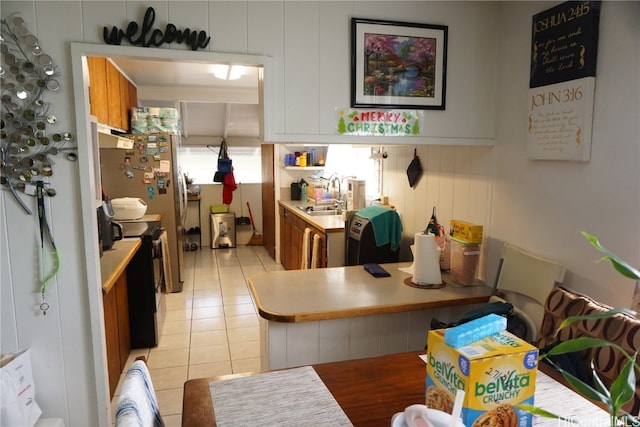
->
[1,14,77,215]
[1,14,74,315]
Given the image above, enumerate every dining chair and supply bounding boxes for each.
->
[491,243,566,342]
[114,357,164,427]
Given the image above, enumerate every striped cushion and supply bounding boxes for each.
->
[115,361,164,427]
[538,285,640,415]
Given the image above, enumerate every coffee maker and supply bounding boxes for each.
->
[98,199,123,251]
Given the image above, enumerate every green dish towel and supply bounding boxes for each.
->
[356,206,403,251]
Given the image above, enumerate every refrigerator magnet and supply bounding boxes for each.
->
[125,170,134,179]
[157,179,167,194]
[147,185,155,200]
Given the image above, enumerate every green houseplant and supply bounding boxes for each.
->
[519,232,640,426]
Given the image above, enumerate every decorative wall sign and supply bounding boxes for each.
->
[336,108,423,136]
[351,18,447,110]
[527,1,600,161]
[530,1,601,88]
[527,77,595,161]
[103,7,211,51]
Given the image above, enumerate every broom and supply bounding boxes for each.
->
[246,202,264,246]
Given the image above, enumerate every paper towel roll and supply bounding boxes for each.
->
[412,233,442,286]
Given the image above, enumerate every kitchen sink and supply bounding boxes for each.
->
[296,205,339,216]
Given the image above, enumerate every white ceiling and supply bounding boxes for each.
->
[109,56,261,138]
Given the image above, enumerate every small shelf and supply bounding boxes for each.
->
[284,166,325,171]
[185,197,202,250]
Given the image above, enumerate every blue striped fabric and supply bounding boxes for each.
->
[115,361,164,427]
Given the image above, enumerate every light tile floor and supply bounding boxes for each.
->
[111,245,283,426]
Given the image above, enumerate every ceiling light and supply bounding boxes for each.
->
[228,65,245,80]
[211,64,245,80]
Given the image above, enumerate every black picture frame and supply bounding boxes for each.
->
[351,18,448,110]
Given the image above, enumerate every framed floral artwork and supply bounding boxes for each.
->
[351,18,448,110]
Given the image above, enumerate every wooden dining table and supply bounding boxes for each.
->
[182,350,610,426]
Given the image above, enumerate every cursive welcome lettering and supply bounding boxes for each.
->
[103,7,210,51]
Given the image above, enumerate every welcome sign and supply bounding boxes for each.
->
[336,108,423,136]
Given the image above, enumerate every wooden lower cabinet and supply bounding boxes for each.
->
[279,205,327,270]
[103,272,131,398]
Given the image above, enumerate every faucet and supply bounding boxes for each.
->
[328,174,342,202]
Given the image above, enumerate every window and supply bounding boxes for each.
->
[178,146,262,184]
[324,145,383,201]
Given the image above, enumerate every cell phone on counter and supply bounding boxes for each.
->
[364,263,391,278]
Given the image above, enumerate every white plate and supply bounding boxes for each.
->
[391,407,465,427]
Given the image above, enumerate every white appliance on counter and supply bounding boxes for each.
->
[346,179,366,211]
[99,132,187,292]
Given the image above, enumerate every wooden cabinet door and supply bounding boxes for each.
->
[261,144,276,259]
[128,79,138,108]
[87,57,108,124]
[106,61,122,129]
[119,73,131,132]
[281,208,301,271]
[115,273,130,371]
[279,206,287,267]
[290,213,306,270]
[279,206,330,270]
[102,288,120,398]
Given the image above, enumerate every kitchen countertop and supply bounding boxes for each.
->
[248,262,493,323]
[117,213,162,222]
[278,200,345,232]
[100,238,141,294]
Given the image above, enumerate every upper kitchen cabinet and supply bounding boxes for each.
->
[87,57,108,125]
[87,56,137,132]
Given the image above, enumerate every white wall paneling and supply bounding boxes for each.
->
[1,3,637,425]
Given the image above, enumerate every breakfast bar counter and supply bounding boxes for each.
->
[249,263,493,370]
[249,262,492,323]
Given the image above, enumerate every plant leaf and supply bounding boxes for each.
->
[559,308,637,331]
[582,231,640,280]
[515,404,576,422]
[609,353,637,411]
[545,337,617,355]
[590,361,612,401]
[545,359,612,409]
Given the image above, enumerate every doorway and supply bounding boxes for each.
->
[70,42,272,424]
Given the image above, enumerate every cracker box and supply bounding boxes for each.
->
[450,220,483,244]
[425,329,538,427]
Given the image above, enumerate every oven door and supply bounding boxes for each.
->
[152,234,166,332]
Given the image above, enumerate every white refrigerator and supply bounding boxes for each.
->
[99,132,186,292]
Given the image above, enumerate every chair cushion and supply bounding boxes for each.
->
[115,360,164,427]
[538,285,640,415]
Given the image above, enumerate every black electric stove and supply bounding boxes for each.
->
[119,220,164,348]
[121,221,162,239]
